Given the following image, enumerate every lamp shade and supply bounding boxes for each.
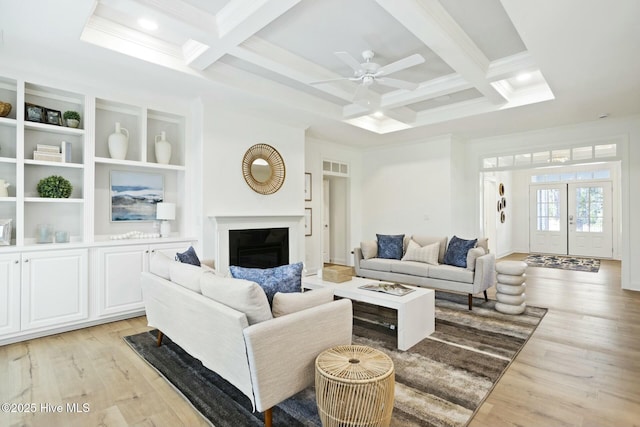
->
[156,202,176,220]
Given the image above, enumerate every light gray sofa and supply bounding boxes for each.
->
[141,252,353,426]
[354,235,495,310]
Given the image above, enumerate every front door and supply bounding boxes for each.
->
[529,184,567,254]
[529,181,612,257]
[567,181,613,258]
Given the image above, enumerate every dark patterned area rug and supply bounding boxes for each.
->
[524,254,601,272]
[124,293,546,427]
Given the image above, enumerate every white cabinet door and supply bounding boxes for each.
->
[0,253,21,336]
[21,249,88,331]
[95,245,148,317]
[95,241,193,317]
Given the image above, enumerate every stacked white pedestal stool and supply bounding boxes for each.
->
[494,261,527,314]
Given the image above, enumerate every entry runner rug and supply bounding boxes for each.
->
[124,293,546,427]
[524,254,601,272]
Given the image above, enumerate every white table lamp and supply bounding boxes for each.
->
[156,202,176,238]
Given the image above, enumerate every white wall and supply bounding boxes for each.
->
[201,102,307,262]
[360,135,474,239]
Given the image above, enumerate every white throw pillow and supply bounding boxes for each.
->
[149,250,174,279]
[169,261,205,293]
[402,240,439,265]
[200,273,273,325]
[361,240,378,259]
[272,287,334,317]
[466,247,486,271]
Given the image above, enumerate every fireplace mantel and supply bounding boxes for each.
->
[209,214,305,273]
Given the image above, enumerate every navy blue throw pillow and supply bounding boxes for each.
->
[176,246,201,266]
[376,234,405,260]
[229,262,303,306]
[443,236,477,268]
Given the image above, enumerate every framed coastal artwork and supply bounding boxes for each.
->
[110,170,163,221]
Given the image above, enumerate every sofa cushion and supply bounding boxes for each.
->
[169,261,205,293]
[402,239,439,265]
[466,247,486,271]
[428,264,474,283]
[272,287,334,318]
[376,234,405,259]
[360,240,378,259]
[200,273,273,325]
[229,262,303,305]
[176,246,201,266]
[476,237,489,253]
[443,236,478,268]
[391,260,430,277]
[360,258,393,272]
[411,236,448,264]
[149,250,173,279]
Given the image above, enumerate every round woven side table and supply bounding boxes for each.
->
[315,345,395,427]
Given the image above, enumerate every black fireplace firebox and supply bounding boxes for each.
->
[229,228,289,268]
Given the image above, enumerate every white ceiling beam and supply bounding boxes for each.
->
[188,0,301,70]
[81,15,201,76]
[375,0,506,104]
[230,37,356,102]
[486,51,538,82]
[202,62,345,118]
[380,74,472,110]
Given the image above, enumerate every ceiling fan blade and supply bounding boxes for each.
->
[376,53,425,76]
[376,77,419,91]
[335,51,364,73]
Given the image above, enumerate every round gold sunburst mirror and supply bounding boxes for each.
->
[242,143,286,195]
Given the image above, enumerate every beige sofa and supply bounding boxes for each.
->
[141,252,353,425]
[354,235,495,309]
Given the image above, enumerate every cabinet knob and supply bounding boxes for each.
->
[145,250,149,253]
[14,260,19,264]
[151,249,156,253]
[24,259,29,263]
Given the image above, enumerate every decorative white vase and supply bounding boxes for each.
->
[108,122,129,160]
[154,131,172,164]
[0,179,9,197]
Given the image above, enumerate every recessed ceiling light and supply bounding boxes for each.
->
[516,72,532,82]
[373,111,385,118]
[138,18,158,31]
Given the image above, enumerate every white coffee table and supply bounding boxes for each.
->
[302,275,434,351]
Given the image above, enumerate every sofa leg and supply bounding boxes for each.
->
[156,330,164,347]
[483,290,488,302]
[468,294,473,310]
[264,407,272,427]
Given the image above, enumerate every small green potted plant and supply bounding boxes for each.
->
[37,175,73,198]
[63,110,81,128]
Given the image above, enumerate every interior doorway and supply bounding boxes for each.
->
[529,181,613,257]
[322,175,349,265]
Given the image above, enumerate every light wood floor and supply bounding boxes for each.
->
[1,254,639,426]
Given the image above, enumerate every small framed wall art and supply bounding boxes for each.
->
[304,172,312,201]
[304,208,312,236]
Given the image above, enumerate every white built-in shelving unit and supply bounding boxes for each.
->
[0,74,195,345]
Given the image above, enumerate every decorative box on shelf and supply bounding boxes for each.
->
[322,265,354,283]
[34,150,63,162]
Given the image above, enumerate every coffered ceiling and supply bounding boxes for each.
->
[1,0,639,146]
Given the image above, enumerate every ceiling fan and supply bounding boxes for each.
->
[310,50,425,102]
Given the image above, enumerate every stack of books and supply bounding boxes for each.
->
[33,142,72,163]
